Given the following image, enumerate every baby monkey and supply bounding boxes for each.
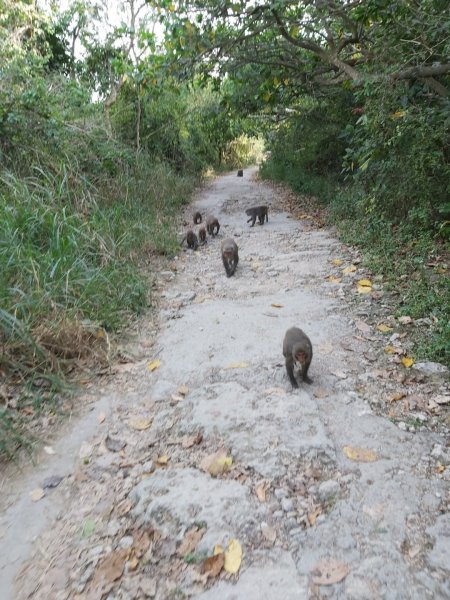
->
[193,211,202,225]
[206,215,220,237]
[246,205,268,227]
[198,226,207,245]
[181,230,199,250]
[237,169,243,177]
[221,238,239,277]
[282,327,313,388]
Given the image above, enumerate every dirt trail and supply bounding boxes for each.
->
[1,168,448,599]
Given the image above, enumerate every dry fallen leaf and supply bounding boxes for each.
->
[357,279,372,293]
[224,539,242,574]
[377,323,393,333]
[308,507,322,526]
[128,418,152,431]
[202,552,225,578]
[314,388,329,399]
[97,412,106,424]
[200,449,233,477]
[271,303,283,308]
[43,446,55,455]
[331,258,343,266]
[88,549,129,597]
[177,527,206,556]
[389,392,406,403]
[147,359,161,372]
[342,264,357,274]
[30,488,45,502]
[177,384,189,396]
[182,432,203,448]
[156,455,170,465]
[343,446,378,462]
[127,556,139,572]
[354,319,372,334]
[401,356,414,368]
[171,394,184,403]
[255,484,267,503]
[224,362,249,370]
[327,275,342,283]
[384,345,402,354]
[311,558,349,585]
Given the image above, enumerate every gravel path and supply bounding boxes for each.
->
[1,167,448,599]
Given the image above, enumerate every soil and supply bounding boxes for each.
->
[1,167,449,599]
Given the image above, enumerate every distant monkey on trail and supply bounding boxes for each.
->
[181,230,199,250]
[246,205,268,227]
[206,216,220,237]
[237,169,243,177]
[193,211,202,225]
[198,227,207,245]
[282,327,313,388]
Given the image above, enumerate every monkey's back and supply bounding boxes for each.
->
[283,327,312,357]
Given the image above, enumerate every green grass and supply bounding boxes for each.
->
[0,126,198,458]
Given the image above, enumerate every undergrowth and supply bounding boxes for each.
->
[0,121,197,457]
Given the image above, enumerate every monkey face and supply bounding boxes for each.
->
[294,351,307,366]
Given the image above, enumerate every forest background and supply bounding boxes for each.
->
[1,0,448,456]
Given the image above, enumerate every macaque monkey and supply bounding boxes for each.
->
[193,211,202,224]
[246,205,269,227]
[237,169,243,177]
[198,227,207,245]
[282,327,313,388]
[181,230,199,250]
[221,238,239,277]
[206,216,220,237]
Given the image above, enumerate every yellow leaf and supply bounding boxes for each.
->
[200,449,232,476]
[147,359,161,372]
[271,303,283,308]
[343,446,378,462]
[128,418,152,431]
[328,275,342,283]
[224,539,242,574]
[213,544,224,555]
[358,279,372,287]
[357,284,372,294]
[384,345,400,354]
[177,384,189,396]
[391,110,405,119]
[342,264,357,274]
[401,356,414,368]
[224,362,249,369]
[377,324,393,333]
[157,455,170,465]
[283,78,289,85]
[332,258,343,266]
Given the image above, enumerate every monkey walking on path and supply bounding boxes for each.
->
[221,238,239,277]
[283,327,313,388]
[246,205,268,227]
[181,230,199,250]
[198,227,207,245]
[206,216,220,237]
[193,211,202,224]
